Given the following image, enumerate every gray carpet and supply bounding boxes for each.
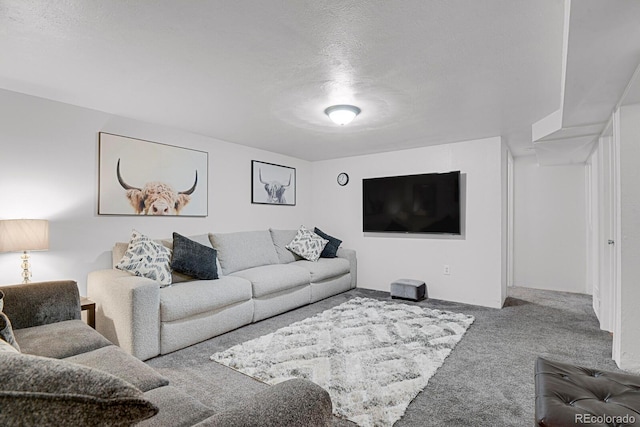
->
[146,287,617,426]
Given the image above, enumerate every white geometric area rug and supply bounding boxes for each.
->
[211,297,474,426]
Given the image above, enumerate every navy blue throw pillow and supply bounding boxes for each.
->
[171,232,218,280]
[314,228,342,258]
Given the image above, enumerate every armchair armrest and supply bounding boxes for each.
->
[194,379,332,427]
[87,269,160,361]
[1,280,80,330]
[337,248,357,288]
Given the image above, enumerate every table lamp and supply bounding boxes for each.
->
[0,219,49,283]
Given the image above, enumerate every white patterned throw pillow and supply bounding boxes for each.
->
[116,230,172,286]
[285,225,329,262]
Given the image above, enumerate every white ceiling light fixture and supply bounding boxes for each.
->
[324,105,361,126]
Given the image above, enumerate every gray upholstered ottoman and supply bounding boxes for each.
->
[390,279,427,301]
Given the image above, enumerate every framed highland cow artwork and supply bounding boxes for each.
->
[251,160,296,206]
[98,132,208,216]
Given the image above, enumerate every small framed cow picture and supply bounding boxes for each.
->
[251,160,296,206]
[98,132,208,216]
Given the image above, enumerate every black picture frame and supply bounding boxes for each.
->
[251,160,296,206]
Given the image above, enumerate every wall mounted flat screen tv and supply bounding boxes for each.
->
[363,171,461,234]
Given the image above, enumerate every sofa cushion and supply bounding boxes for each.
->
[232,264,310,298]
[0,351,158,426]
[210,230,279,275]
[112,242,129,268]
[292,258,351,283]
[65,345,169,392]
[193,379,332,427]
[14,319,112,359]
[160,276,252,322]
[1,280,81,330]
[314,227,343,258]
[140,385,215,427]
[269,228,303,264]
[116,230,173,287]
[171,232,218,280]
[285,226,329,262]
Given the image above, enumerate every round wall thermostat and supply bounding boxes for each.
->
[337,172,349,186]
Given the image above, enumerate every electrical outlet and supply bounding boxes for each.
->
[443,264,450,275]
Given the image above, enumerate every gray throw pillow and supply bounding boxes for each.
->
[162,235,224,283]
[171,232,218,280]
[0,339,19,354]
[0,312,20,352]
[0,291,20,352]
[314,227,343,258]
[0,352,158,426]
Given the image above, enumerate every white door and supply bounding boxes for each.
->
[596,130,617,333]
[587,154,599,315]
[507,152,514,288]
[610,111,621,361]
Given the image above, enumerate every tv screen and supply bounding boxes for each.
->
[363,171,461,234]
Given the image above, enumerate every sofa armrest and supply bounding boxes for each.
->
[87,269,160,361]
[337,248,357,288]
[193,379,332,427]
[1,280,80,330]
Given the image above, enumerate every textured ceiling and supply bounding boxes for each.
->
[0,1,637,162]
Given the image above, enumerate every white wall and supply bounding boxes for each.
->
[0,90,511,309]
[310,137,507,308]
[513,155,586,293]
[617,103,640,372]
[0,90,313,294]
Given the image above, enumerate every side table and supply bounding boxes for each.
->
[80,296,96,329]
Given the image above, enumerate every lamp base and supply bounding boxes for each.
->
[20,251,31,284]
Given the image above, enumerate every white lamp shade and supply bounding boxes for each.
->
[324,105,361,126]
[0,219,49,252]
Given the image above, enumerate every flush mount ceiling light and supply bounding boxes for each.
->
[324,104,361,126]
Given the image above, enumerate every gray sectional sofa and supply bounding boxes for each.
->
[88,229,357,361]
[0,280,332,426]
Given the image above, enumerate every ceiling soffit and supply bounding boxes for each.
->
[532,0,640,166]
